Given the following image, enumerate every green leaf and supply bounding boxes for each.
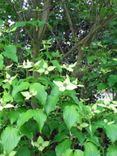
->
[63,105,78,129]
[30,83,47,105]
[9,109,25,124]
[74,150,84,156]
[16,146,31,156]
[17,109,46,132]
[14,21,27,28]
[13,93,24,104]
[107,145,117,156]
[9,151,16,156]
[97,83,107,90]
[54,131,68,142]
[0,54,4,70]
[62,149,73,156]
[3,45,18,63]
[104,124,117,143]
[63,90,79,104]
[108,75,117,87]
[51,60,62,72]
[17,109,33,128]
[112,0,117,4]
[0,19,4,26]
[84,142,100,156]
[14,20,45,29]
[20,121,38,139]
[1,127,21,153]
[33,109,47,132]
[87,55,96,64]
[2,91,13,104]
[55,139,71,156]
[45,150,56,156]
[12,81,29,97]
[45,85,60,114]
[71,128,86,144]
[9,110,19,124]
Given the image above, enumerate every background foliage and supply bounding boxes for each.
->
[0,0,117,155]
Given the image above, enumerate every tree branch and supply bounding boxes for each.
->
[62,0,75,38]
[62,14,116,61]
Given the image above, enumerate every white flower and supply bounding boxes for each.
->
[0,106,3,111]
[23,60,33,68]
[19,60,33,69]
[4,73,17,84]
[44,66,55,74]
[53,75,77,92]
[37,61,48,74]
[4,104,14,108]
[0,104,14,111]
[62,62,76,72]
[21,90,37,100]
[33,60,41,68]
[5,64,13,70]
[72,79,84,87]
[31,136,49,152]
[36,61,55,75]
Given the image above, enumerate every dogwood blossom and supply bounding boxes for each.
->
[36,61,55,75]
[53,76,77,92]
[18,60,33,69]
[21,90,37,100]
[62,62,76,72]
[4,73,17,84]
[22,60,33,68]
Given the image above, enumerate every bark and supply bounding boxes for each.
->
[70,15,116,77]
[32,0,51,59]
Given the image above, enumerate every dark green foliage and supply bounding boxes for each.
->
[0,0,117,155]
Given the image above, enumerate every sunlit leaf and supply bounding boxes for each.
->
[74,150,84,156]
[3,45,18,63]
[62,149,73,156]
[107,145,117,156]
[33,109,47,132]
[55,139,71,156]
[17,109,33,128]
[104,124,117,143]
[12,81,29,97]
[63,105,78,129]
[30,83,47,105]
[84,142,100,156]
[17,109,47,132]
[45,85,60,114]
[1,127,21,153]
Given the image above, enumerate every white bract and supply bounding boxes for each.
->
[53,76,77,92]
[36,61,55,75]
[62,62,76,72]
[23,60,33,68]
[33,60,41,68]
[72,79,84,87]
[0,104,14,111]
[5,64,13,70]
[21,90,37,100]
[19,60,33,69]
[31,136,49,152]
[4,73,17,84]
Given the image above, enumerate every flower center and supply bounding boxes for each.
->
[63,83,67,87]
